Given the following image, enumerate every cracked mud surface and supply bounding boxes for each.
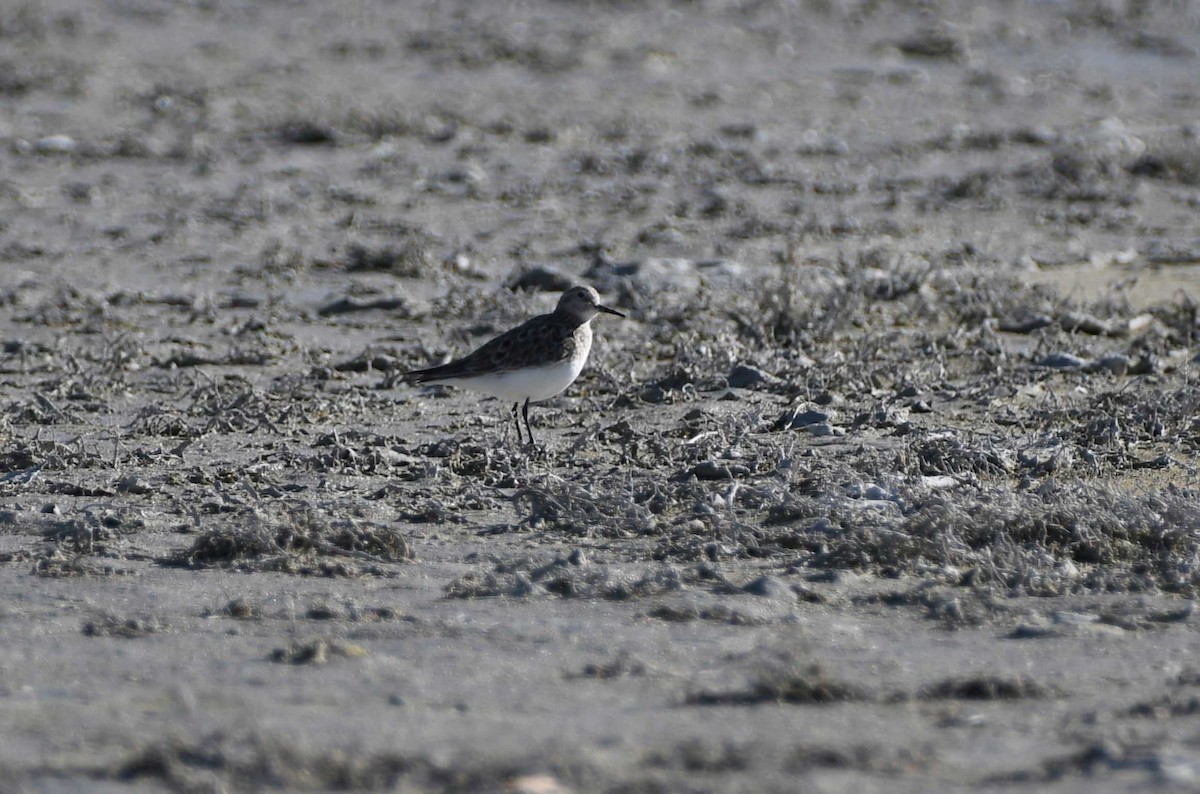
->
[3,1,1200,791]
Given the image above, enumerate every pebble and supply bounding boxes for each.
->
[1089,353,1129,375]
[507,264,573,293]
[797,130,849,156]
[1128,314,1156,334]
[1157,753,1200,786]
[34,134,76,154]
[689,460,750,480]
[777,407,830,430]
[1143,239,1200,265]
[1009,621,1059,639]
[999,313,1054,334]
[507,774,571,794]
[698,188,730,217]
[1128,354,1158,375]
[1076,622,1128,637]
[117,475,152,495]
[1038,352,1087,369]
[1148,603,1194,623]
[510,572,538,597]
[847,483,891,500]
[1013,125,1057,146]
[306,605,342,620]
[727,364,771,389]
[1061,311,1118,336]
[884,65,930,85]
[1052,610,1100,625]
[896,26,969,61]
[742,575,793,599]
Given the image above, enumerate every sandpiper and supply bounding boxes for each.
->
[403,285,625,445]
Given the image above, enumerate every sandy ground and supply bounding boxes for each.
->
[3,1,1200,791]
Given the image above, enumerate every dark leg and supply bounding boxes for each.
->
[510,402,524,445]
[522,398,534,446]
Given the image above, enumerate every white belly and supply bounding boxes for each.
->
[440,356,587,403]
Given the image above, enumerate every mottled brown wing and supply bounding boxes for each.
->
[405,314,574,382]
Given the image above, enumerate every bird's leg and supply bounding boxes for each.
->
[510,402,524,446]
[522,398,535,447]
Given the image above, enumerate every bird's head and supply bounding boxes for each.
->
[555,285,625,323]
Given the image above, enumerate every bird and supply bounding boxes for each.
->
[403,285,625,445]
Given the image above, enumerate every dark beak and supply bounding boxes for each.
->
[598,304,625,318]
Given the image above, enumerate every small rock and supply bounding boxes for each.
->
[862,484,890,500]
[1143,239,1200,265]
[698,188,730,217]
[1089,354,1129,375]
[506,774,571,794]
[434,164,486,187]
[279,121,336,145]
[1038,352,1087,369]
[881,65,928,85]
[318,295,407,317]
[1128,314,1156,334]
[34,135,76,154]
[689,460,750,480]
[727,364,771,389]
[1061,311,1118,336]
[306,605,341,620]
[1128,354,1158,375]
[1147,603,1194,623]
[776,406,830,430]
[117,475,151,495]
[896,25,969,61]
[1077,622,1128,637]
[223,598,256,619]
[999,313,1054,334]
[507,265,574,293]
[798,130,849,156]
[922,475,959,489]
[804,422,839,437]
[1052,610,1100,625]
[742,576,793,599]
[510,572,538,597]
[1012,125,1057,146]
[719,122,757,138]
[273,639,326,664]
[1009,621,1060,639]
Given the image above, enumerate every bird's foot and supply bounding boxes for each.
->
[520,439,546,458]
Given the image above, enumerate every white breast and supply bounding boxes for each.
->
[435,323,592,403]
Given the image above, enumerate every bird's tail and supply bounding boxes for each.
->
[402,364,451,385]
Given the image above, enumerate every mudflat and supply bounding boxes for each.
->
[3,1,1200,791]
